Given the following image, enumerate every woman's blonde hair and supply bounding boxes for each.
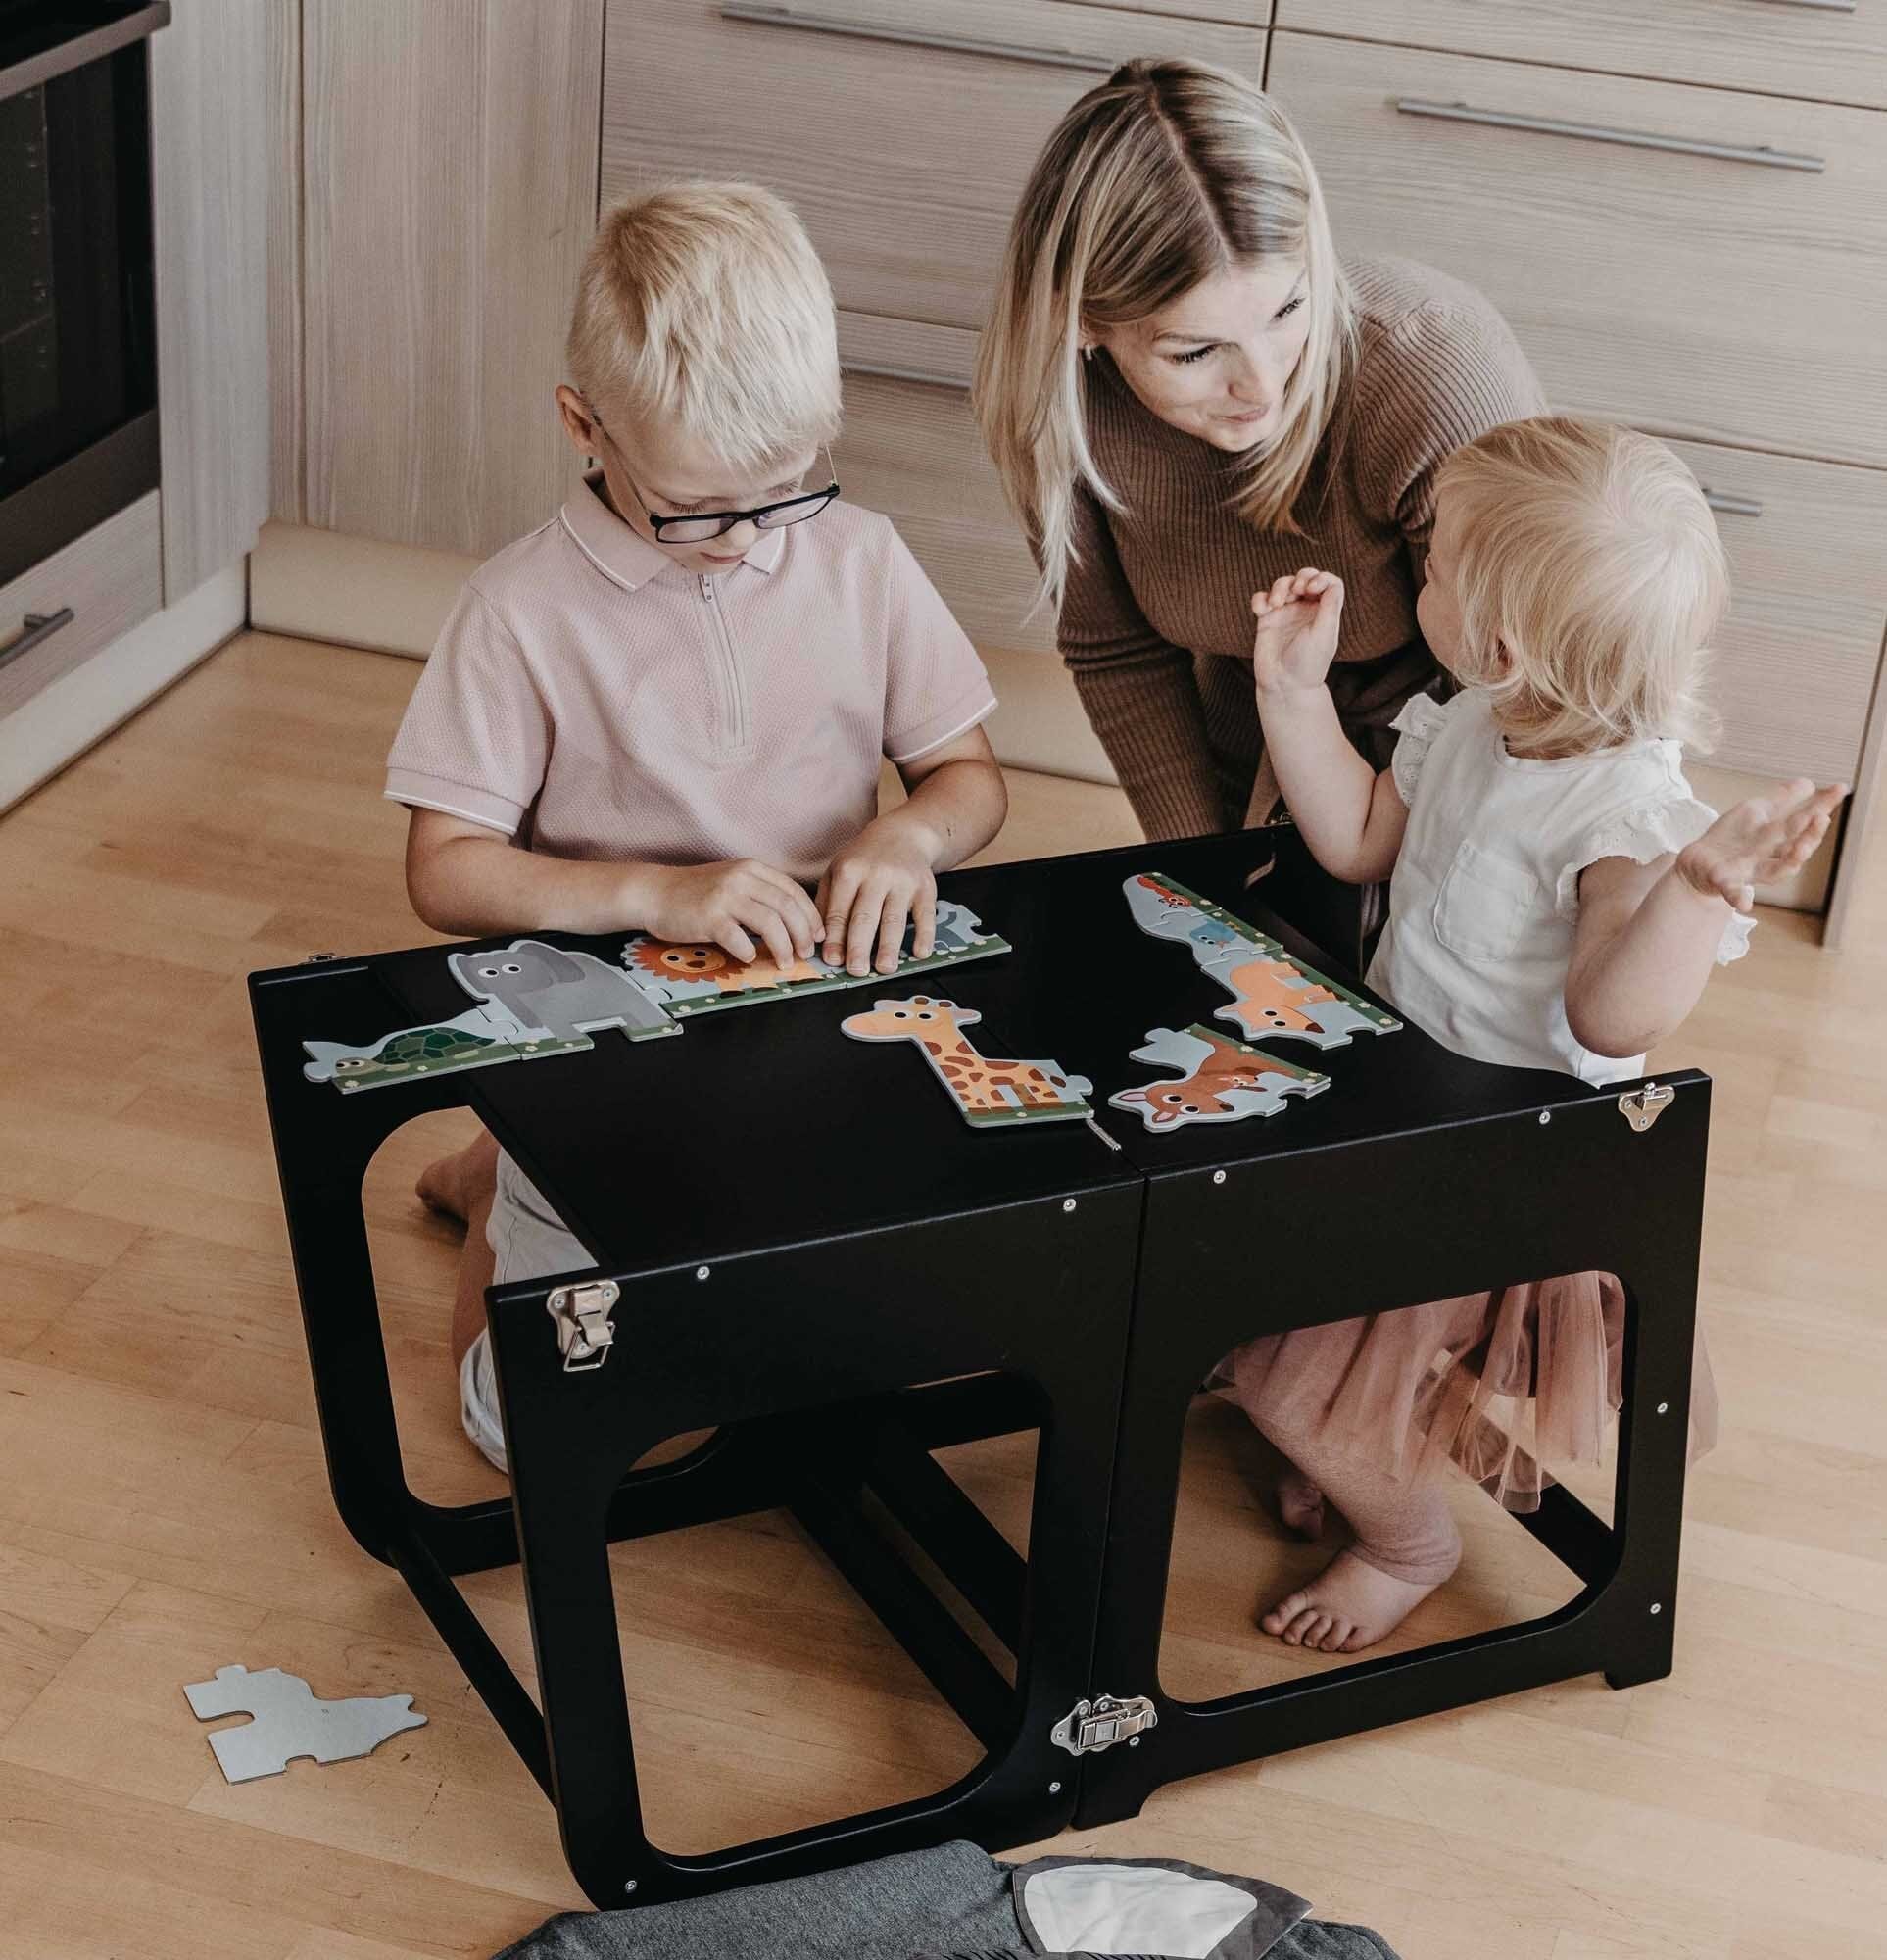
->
[1437,416,1726,756]
[567,182,841,471]
[974,57,1355,612]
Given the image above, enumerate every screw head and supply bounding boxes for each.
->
[1649,1601,1663,1615]
[1048,1780,1062,1794]
[695,1265,710,1282]
[1063,1198,1077,1213]
[1128,1734,1141,1747]
[624,1880,638,1894]
[1656,1401,1669,1415]
[1538,1110,1552,1126]
[1212,1169,1227,1186]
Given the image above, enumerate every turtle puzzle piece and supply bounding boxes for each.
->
[840,995,1095,1128]
[1109,1024,1331,1131]
[621,900,1010,1017]
[1125,871,1401,1051]
[183,1664,426,1784]
[303,938,677,1092]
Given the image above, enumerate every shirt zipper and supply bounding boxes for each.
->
[697,573,750,752]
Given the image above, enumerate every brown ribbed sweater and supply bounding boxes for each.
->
[1061,256,1546,840]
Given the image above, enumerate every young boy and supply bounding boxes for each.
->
[387,184,1007,1470]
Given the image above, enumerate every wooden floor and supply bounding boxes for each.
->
[2,629,1884,1958]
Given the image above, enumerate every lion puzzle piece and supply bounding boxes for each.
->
[303,938,678,1092]
[1124,872,1401,1049]
[841,995,1095,1129]
[183,1664,426,1784]
[1109,1024,1331,1131]
[621,900,1008,1018]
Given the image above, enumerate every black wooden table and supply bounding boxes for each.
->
[249,833,1709,1906]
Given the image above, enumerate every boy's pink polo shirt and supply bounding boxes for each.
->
[385,477,996,885]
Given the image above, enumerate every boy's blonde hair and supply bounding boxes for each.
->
[974,57,1356,612]
[567,182,842,472]
[1436,416,1726,756]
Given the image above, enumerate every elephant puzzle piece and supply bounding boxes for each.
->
[1124,872,1402,1049]
[1109,1024,1331,1131]
[303,938,678,1091]
[841,995,1095,1128]
[183,1664,426,1784]
[621,900,1008,1017]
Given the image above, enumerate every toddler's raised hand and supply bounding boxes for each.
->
[1252,568,1345,701]
[1676,779,1847,913]
[638,859,823,971]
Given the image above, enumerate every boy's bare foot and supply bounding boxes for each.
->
[417,1130,499,1226]
[1276,1472,1326,1541]
[1258,1549,1445,1653]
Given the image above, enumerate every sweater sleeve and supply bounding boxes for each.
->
[1057,480,1229,841]
[1353,296,1548,579]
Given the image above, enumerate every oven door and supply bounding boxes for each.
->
[0,2,169,584]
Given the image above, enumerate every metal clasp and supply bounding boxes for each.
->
[546,1280,619,1371]
[1618,1080,1675,1133]
[1051,1692,1158,1757]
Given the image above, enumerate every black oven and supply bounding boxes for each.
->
[0,2,169,586]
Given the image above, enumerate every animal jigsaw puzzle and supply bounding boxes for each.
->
[1109,1024,1331,1131]
[840,995,1095,1129]
[1124,872,1402,1049]
[303,938,678,1092]
[622,900,1009,1018]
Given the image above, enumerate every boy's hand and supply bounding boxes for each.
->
[637,859,823,969]
[818,818,939,977]
[1251,568,1344,701]
[1675,778,1846,912]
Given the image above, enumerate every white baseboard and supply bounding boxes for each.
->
[0,561,247,816]
[248,521,1832,910]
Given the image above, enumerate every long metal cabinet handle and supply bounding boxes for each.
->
[1392,98,1825,172]
[1702,488,1764,517]
[0,607,74,673]
[718,3,1116,74]
[0,3,170,104]
[1749,0,1856,13]
[842,358,972,392]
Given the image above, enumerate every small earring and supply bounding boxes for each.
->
[1080,344,1095,362]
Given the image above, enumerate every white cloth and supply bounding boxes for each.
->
[1368,689,1752,1087]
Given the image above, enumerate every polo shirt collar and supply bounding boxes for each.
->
[560,473,787,592]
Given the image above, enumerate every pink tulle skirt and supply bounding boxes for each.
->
[1211,1271,1718,1513]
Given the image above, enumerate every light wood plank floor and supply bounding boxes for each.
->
[2,630,1883,1958]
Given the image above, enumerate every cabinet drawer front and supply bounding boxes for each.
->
[836,329,1053,656]
[0,494,164,720]
[1275,2,1887,113]
[601,1,1263,335]
[1267,32,1887,466]
[1672,443,1887,786]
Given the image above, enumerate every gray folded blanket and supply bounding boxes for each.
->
[496,1841,1399,1960]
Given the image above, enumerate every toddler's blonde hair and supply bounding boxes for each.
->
[1436,416,1726,756]
[567,182,841,472]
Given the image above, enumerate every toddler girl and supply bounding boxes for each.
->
[1226,414,1843,1654]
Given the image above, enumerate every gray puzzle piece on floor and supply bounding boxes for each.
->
[183,1664,426,1783]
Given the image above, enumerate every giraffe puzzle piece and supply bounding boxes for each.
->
[182,1664,426,1784]
[1124,871,1401,1050]
[621,901,1009,1017]
[1108,1024,1331,1131]
[840,995,1094,1128]
[303,937,677,1092]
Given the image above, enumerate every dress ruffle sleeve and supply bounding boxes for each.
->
[1554,795,1756,964]
[1387,691,1452,807]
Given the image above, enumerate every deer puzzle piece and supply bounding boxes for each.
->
[841,995,1095,1129]
[1124,872,1401,1051]
[303,938,678,1092]
[183,1664,426,1784]
[621,900,1009,1018]
[1109,1024,1331,1131]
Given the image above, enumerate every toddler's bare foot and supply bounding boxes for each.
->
[1259,1549,1445,1653]
[416,1131,497,1225]
[1275,1472,1326,1542]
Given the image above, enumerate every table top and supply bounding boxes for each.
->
[254,833,1593,1279]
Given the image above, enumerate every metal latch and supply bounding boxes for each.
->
[1618,1080,1675,1133]
[1051,1693,1158,1757]
[546,1280,619,1371]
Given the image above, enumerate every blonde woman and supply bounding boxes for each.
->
[976,56,1544,960]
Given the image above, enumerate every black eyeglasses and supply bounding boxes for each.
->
[588,410,839,545]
